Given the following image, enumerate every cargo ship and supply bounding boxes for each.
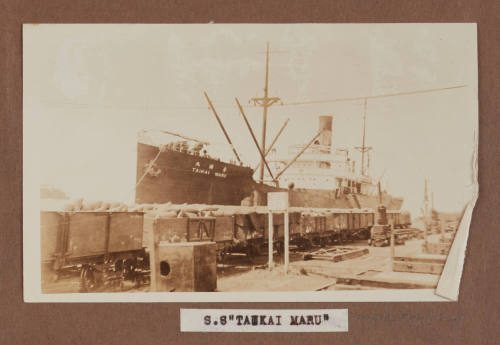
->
[135,132,278,206]
[135,44,403,211]
[135,115,403,210]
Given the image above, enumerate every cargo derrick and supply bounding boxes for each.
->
[135,43,406,211]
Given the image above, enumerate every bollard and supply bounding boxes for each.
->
[146,213,217,292]
[150,241,217,292]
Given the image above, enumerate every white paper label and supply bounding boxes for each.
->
[180,309,348,332]
[267,192,289,211]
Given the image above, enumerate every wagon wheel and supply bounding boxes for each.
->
[217,249,228,265]
[306,238,313,250]
[245,244,255,263]
[252,243,262,257]
[246,243,261,263]
[298,238,312,251]
[79,266,98,293]
[340,231,349,244]
[122,259,137,280]
[319,237,328,248]
[359,229,370,240]
[122,258,140,290]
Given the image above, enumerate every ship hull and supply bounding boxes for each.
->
[136,143,259,205]
[136,143,403,210]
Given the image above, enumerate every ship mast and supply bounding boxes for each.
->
[251,42,281,183]
[424,178,430,224]
[355,98,372,176]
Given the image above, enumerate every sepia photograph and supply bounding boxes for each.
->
[23,23,478,302]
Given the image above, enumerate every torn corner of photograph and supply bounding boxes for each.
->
[435,130,479,301]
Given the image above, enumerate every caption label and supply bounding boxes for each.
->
[180,309,348,332]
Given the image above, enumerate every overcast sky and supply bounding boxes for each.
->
[24,24,478,216]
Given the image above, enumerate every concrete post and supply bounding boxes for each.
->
[268,211,273,270]
[390,224,395,266]
[284,209,289,274]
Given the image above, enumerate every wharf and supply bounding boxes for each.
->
[218,237,443,291]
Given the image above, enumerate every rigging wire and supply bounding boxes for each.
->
[37,84,468,111]
[282,85,468,106]
[122,146,164,203]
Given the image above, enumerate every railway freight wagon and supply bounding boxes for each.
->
[352,209,375,239]
[323,209,375,242]
[41,211,149,292]
[41,207,408,291]
[386,210,411,229]
[400,211,412,228]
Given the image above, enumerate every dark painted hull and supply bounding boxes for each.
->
[136,143,263,205]
[136,143,403,210]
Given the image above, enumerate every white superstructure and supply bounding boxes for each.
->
[266,116,378,197]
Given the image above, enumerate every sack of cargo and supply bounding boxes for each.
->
[63,203,75,212]
[71,198,84,210]
[178,209,200,218]
[202,210,214,217]
[155,203,173,213]
[240,197,252,206]
[234,214,252,228]
[127,206,140,212]
[200,206,219,212]
[109,201,121,209]
[213,210,225,217]
[179,207,199,215]
[142,204,155,212]
[64,198,83,211]
[82,200,102,211]
[154,211,178,219]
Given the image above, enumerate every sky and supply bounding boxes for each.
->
[24,24,478,216]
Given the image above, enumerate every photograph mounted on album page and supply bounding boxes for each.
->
[23,23,478,302]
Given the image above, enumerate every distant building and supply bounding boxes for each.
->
[40,185,69,200]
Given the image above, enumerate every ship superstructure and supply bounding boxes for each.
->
[266,116,378,197]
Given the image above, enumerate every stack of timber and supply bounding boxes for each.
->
[392,254,447,275]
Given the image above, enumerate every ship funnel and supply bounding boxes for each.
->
[319,115,333,147]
